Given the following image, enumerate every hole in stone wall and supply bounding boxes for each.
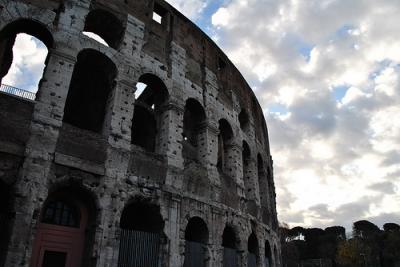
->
[83,9,124,49]
[0,19,53,99]
[63,49,117,133]
[152,2,168,26]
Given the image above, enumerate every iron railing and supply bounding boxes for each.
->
[0,84,36,100]
[118,229,160,267]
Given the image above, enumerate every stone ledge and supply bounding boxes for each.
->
[54,152,105,175]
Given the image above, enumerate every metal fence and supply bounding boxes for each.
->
[223,247,238,267]
[247,253,257,267]
[118,229,160,267]
[184,241,206,267]
[0,84,36,100]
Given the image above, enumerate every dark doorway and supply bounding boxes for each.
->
[118,201,164,267]
[184,217,209,267]
[42,251,67,267]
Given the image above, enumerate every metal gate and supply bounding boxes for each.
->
[247,253,257,267]
[183,241,205,267]
[118,229,160,267]
[223,247,238,267]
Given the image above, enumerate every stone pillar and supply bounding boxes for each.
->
[164,196,182,266]
[97,70,136,266]
[5,49,76,266]
[160,99,185,188]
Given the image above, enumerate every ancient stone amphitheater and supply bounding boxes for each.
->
[0,0,280,266]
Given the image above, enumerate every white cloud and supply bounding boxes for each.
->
[2,33,48,92]
[210,0,400,228]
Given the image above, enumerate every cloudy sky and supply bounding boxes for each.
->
[4,0,400,232]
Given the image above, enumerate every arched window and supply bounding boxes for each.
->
[247,232,259,267]
[184,217,209,267]
[0,19,53,99]
[183,98,206,162]
[42,200,80,228]
[265,240,272,267]
[239,109,250,133]
[258,154,270,225]
[222,226,239,267]
[63,49,117,133]
[119,201,164,267]
[83,9,124,49]
[217,119,233,171]
[131,74,168,152]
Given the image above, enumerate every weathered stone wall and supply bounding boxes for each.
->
[0,0,281,266]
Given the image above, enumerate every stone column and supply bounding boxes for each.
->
[97,74,136,266]
[5,49,76,266]
[164,196,182,266]
[160,99,185,188]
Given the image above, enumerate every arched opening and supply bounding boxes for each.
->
[63,49,117,133]
[217,119,233,171]
[0,19,52,99]
[31,187,97,267]
[0,181,12,266]
[222,226,239,267]
[239,109,250,133]
[119,201,164,267]
[258,154,270,225]
[242,140,251,184]
[182,98,206,162]
[265,240,272,267]
[131,74,168,152]
[184,217,209,267]
[83,9,124,49]
[248,232,259,267]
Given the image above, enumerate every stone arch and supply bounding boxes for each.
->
[217,119,234,171]
[222,225,240,267]
[182,98,206,162]
[83,8,125,49]
[258,153,270,225]
[30,185,98,267]
[184,216,209,267]
[0,18,53,93]
[63,48,117,133]
[265,240,272,267]
[131,73,169,152]
[247,232,259,267]
[118,199,166,267]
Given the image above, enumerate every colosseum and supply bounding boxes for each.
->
[0,0,280,266]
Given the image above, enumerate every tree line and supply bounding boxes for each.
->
[280,220,400,267]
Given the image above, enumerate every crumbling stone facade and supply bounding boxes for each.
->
[0,0,281,266]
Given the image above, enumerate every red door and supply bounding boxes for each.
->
[30,199,87,267]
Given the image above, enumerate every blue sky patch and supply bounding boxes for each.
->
[333,85,349,101]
